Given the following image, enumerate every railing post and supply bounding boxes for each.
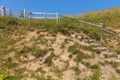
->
[8,8,12,16]
[100,26,103,42]
[80,14,83,27]
[1,6,6,16]
[23,9,26,19]
[45,12,47,22]
[100,18,105,42]
[56,12,59,24]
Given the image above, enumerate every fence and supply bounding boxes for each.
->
[19,9,60,24]
[0,6,120,41]
[0,6,12,16]
[0,6,60,24]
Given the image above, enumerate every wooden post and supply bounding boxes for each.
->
[102,18,105,28]
[80,14,83,27]
[29,11,34,19]
[23,9,26,19]
[100,18,105,42]
[1,6,5,16]
[58,14,60,23]
[8,8,12,16]
[100,27,103,42]
[45,12,47,22]
[56,12,59,24]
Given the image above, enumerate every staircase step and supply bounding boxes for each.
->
[93,47,107,51]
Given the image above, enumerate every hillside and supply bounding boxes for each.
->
[0,7,120,80]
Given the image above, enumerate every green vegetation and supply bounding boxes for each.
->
[0,7,120,79]
[1,57,17,69]
[110,61,119,68]
[61,38,69,49]
[68,43,89,62]
[82,61,91,68]
[44,53,55,66]
[68,43,78,55]
[72,66,81,75]
[0,69,10,80]
[81,45,95,51]
[34,49,48,58]
[115,69,120,74]
[90,64,100,80]
[0,69,22,80]
[81,27,101,40]
[37,75,53,80]
[74,7,120,29]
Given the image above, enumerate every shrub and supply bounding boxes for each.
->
[80,27,100,40]
[115,69,120,74]
[68,54,73,58]
[61,39,69,49]
[81,45,94,51]
[68,44,78,55]
[90,65,100,80]
[90,64,100,69]
[19,46,31,54]
[8,75,22,80]
[0,69,10,80]
[58,17,79,35]
[110,61,119,68]
[34,49,48,58]
[2,57,17,69]
[82,61,91,68]
[44,53,55,66]
[74,50,85,62]
[37,75,53,80]
[72,66,81,75]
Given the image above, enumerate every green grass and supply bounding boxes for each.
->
[90,64,100,80]
[2,57,17,69]
[115,69,120,74]
[37,75,53,80]
[68,43,79,55]
[0,68,22,80]
[71,66,81,75]
[44,52,55,66]
[80,26,101,40]
[81,45,95,51]
[77,7,120,29]
[68,43,89,62]
[34,49,48,58]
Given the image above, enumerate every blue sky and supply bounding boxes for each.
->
[0,0,120,15]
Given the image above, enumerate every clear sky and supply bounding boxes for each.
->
[0,0,120,15]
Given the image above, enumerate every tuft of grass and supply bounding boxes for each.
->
[80,27,101,40]
[2,57,17,69]
[115,68,120,74]
[90,64,100,80]
[71,66,81,75]
[44,53,55,66]
[34,49,48,58]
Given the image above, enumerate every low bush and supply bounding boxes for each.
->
[115,69,120,74]
[90,64,100,80]
[34,49,48,58]
[81,45,94,51]
[19,46,31,54]
[2,57,17,69]
[72,66,81,75]
[0,69,10,80]
[44,53,55,66]
[80,27,101,40]
[68,43,78,55]
[82,61,91,68]
[90,64,100,69]
[74,50,85,62]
